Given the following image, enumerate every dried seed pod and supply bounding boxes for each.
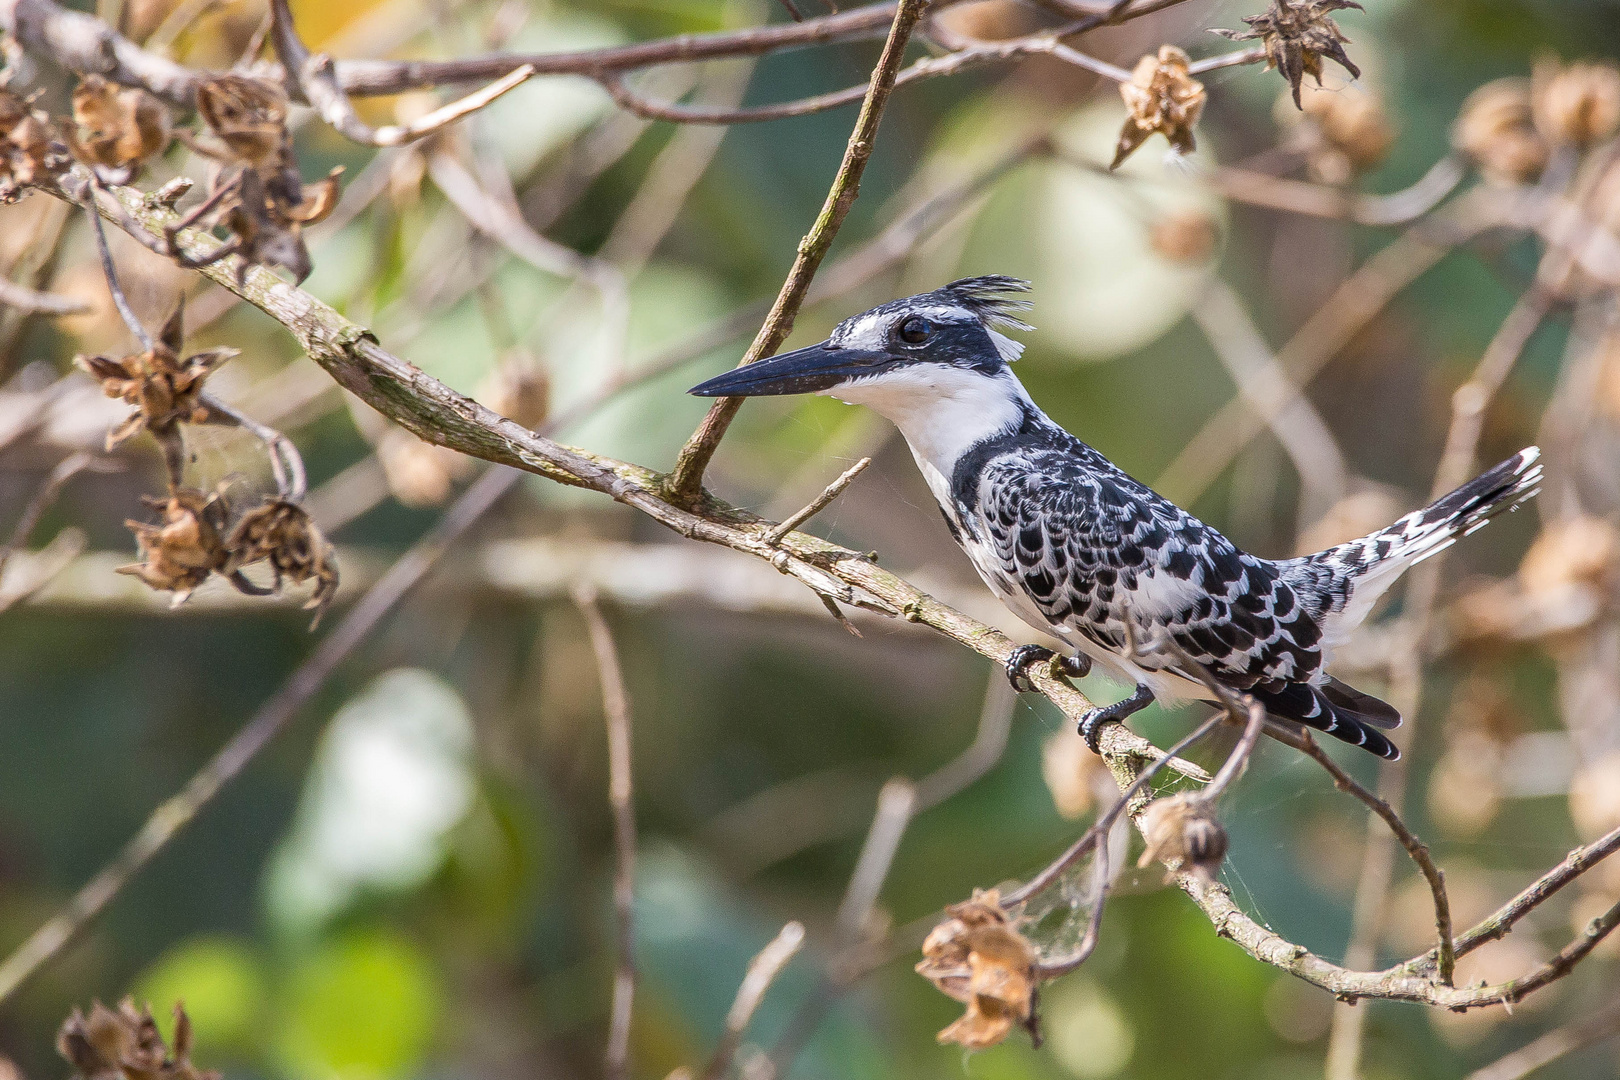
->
[0,90,27,138]
[0,98,70,199]
[1531,57,1620,148]
[916,890,1037,1049]
[1137,791,1228,882]
[378,426,468,506]
[1149,209,1220,264]
[1041,728,1117,818]
[58,999,219,1080]
[479,359,551,430]
[1519,515,1619,600]
[284,166,344,226]
[118,489,232,604]
[1453,78,1549,185]
[1290,81,1394,181]
[226,497,340,624]
[69,75,170,181]
[1214,0,1363,110]
[1428,731,1503,838]
[1570,753,1620,843]
[1113,45,1206,169]
[932,0,1040,42]
[74,302,236,453]
[195,74,289,169]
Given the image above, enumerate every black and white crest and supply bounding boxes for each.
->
[933,275,1035,334]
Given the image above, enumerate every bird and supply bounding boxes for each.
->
[689,276,1542,760]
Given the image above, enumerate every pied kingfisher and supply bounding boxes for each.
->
[690,277,1542,760]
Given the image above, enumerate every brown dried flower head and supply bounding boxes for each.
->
[0,89,28,138]
[195,74,289,169]
[1149,208,1220,264]
[378,426,469,507]
[1287,81,1394,183]
[117,488,231,604]
[210,164,344,284]
[1137,791,1228,882]
[479,360,552,430]
[1453,78,1549,185]
[69,75,170,182]
[1113,45,1206,169]
[1041,728,1117,819]
[916,889,1038,1050]
[74,304,236,452]
[186,72,343,283]
[1569,752,1620,844]
[1215,0,1363,110]
[58,999,217,1080]
[285,166,344,226]
[933,0,1041,43]
[0,91,70,199]
[1428,737,1502,838]
[1518,515,1619,601]
[226,497,340,624]
[1531,57,1620,148]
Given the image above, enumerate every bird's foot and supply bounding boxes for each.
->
[1005,647,1091,692]
[1078,683,1155,753]
[1005,645,1054,693]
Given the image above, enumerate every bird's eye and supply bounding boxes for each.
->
[898,316,931,344]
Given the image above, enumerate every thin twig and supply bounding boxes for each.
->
[82,188,155,352]
[1207,154,1467,228]
[0,452,96,583]
[836,778,917,940]
[334,1,916,98]
[700,921,808,1080]
[573,586,639,1080]
[1281,727,1455,984]
[1190,279,1348,530]
[198,392,308,501]
[0,273,89,315]
[1463,994,1620,1080]
[269,0,533,147]
[764,457,871,544]
[666,0,925,501]
[1200,697,1266,803]
[1002,711,1225,908]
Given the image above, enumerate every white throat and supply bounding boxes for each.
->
[819,365,1033,508]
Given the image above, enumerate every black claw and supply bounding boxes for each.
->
[1057,653,1092,679]
[1078,683,1155,752]
[1078,710,1107,753]
[1005,644,1055,692]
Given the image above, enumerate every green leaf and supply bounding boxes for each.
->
[134,935,268,1058]
[276,931,442,1080]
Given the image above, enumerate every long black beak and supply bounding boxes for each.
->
[688,341,891,397]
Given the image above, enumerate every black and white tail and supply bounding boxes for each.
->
[1251,678,1403,760]
[1314,446,1543,654]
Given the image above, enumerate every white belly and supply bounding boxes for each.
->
[956,531,1214,706]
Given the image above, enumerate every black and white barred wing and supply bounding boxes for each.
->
[971,446,1404,759]
[972,447,1322,686]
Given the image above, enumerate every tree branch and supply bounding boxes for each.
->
[666,0,925,501]
[573,586,639,1080]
